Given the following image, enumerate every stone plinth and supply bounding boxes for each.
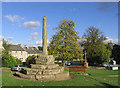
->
[15,55,70,81]
[36,55,54,64]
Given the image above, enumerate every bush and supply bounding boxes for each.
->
[2,55,17,67]
[26,55,36,67]
[16,59,23,65]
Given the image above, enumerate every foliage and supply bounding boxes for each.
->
[16,59,23,65]
[2,55,17,67]
[112,44,120,64]
[82,27,111,65]
[26,55,36,67]
[38,46,43,51]
[48,19,82,62]
[2,39,23,67]
[2,39,11,57]
[105,42,113,51]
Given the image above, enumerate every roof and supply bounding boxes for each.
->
[9,44,25,51]
[25,48,42,54]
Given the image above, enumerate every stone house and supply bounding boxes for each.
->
[9,44,28,62]
[25,46,42,57]
[9,44,42,62]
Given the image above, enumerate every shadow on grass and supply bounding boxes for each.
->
[95,82,120,88]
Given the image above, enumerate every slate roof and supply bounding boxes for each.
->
[25,48,42,54]
[9,44,25,51]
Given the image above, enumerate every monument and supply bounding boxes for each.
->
[84,51,88,68]
[15,16,70,81]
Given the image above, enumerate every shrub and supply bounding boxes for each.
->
[16,59,23,65]
[2,55,17,67]
[26,55,36,67]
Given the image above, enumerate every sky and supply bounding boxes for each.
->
[2,2,118,47]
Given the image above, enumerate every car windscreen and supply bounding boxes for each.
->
[15,65,18,67]
[71,61,84,66]
[19,65,24,67]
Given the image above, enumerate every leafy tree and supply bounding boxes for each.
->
[112,44,120,64]
[82,27,111,65]
[105,42,113,51]
[48,19,82,64]
[2,55,17,67]
[16,59,23,65]
[2,39,11,57]
[2,39,23,67]
[26,55,36,67]
[38,46,43,51]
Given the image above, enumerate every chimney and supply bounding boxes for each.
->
[29,45,34,50]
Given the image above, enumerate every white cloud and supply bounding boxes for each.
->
[36,40,42,45]
[30,32,38,41]
[5,15,24,22]
[36,40,50,45]
[24,21,40,29]
[104,37,118,44]
[7,37,14,40]
[0,35,3,40]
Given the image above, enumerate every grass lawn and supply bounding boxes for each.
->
[2,68,119,87]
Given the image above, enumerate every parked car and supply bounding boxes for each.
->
[11,65,24,71]
[68,61,84,66]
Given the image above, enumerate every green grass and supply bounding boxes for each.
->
[2,68,119,87]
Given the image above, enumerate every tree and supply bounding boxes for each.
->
[2,39,11,57]
[38,46,43,51]
[2,55,17,67]
[26,55,36,67]
[82,27,111,65]
[112,44,120,64]
[48,19,82,63]
[2,39,23,67]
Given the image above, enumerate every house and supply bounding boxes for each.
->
[9,44,28,62]
[25,46,42,57]
[9,44,42,62]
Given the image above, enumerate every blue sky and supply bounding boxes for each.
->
[2,2,118,46]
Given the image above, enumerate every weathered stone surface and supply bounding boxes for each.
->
[36,55,54,65]
[31,64,59,69]
[31,64,48,69]
[43,67,64,75]
[35,75,42,80]
[42,15,48,55]
[16,72,35,80]
[47,64,59,69]
[55,71,69,80]
[42,74,55,81]
[22,68,43,75]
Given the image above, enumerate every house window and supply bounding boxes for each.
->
[21,51,22,55]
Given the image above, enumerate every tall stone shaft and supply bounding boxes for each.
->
[42,15,48,55]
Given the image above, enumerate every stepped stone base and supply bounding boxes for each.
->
[31,64,59,69]
[16,70,69,81]
[15,54,70,81]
